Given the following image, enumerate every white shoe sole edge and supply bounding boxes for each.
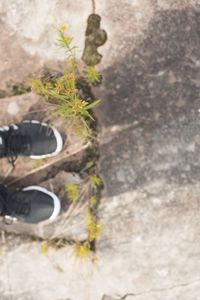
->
[22,185,61,221]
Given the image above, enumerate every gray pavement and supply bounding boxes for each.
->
[0,1,200,300]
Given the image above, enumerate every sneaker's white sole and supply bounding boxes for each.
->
[23,120,63,159]
[23,185,61,221]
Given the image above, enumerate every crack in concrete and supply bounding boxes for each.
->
[115,278,200,299]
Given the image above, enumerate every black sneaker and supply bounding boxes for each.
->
[0,120,63,165]
[0,184,61,224]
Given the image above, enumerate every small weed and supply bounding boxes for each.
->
[41,242,49,255]
[86,160,94,169]
[75,242,91,259]
[65,183,80,203]
[86,211,102,241]
[56,23,77,59]
[85,66,101,84]
[90,174,103,188]
[30,21,104,263]
[90,195,97,207]
[30,24,101,138]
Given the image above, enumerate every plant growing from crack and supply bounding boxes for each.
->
[66,167,103,260]
[33,19,106,261]
[65,183,80,203]
[29,24,101,138]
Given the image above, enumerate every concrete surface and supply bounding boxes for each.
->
[96,1,200,299]
[0,0,200,300]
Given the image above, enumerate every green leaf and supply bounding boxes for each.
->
[48,91,71,103]
[85,99,101,110]
[81,109,94,120]
[90,175,103,187]
[86,66,101,84]
[86,161,94,169]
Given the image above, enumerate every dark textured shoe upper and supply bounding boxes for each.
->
[17,121,59,157]
[11,189,55,223]
[0,184,61,224]
[0,121,63,162]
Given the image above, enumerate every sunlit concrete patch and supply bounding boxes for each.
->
[0,243,96,300]
[0,20,45,89]
[0,0,90,88]
[0,93,39,126]
[0,0,91,59]
[7,102,20,115]
[93,183,200,298]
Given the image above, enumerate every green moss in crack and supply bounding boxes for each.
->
[85,66,102,85]
[65,183,80,203]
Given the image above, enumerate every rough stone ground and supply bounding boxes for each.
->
[0,0,200,300]
[0,91,90,241]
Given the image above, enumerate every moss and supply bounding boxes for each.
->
[65,183,80,203]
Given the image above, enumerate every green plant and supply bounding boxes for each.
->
[75,242,91,259]
[85,66,101,84]
[41,242,49,254]
[57,23,77,59]
[90,195,97,207]
[30,22,104,262]
[29,24,101,138]
[86,160,94,170]
[90,174,103,188]
[86,210,102,241]
[65,183,80,203]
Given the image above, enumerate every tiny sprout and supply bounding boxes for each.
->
[63,35,73,44]
[58,23,68,32]
[75,243,91,259]
[65,183,80,203]
[41,243,49,255]
[86,66,101,84]
[90,195,97,207]
[90,174,103,187]
[86,211,102,241]
[86,160,94,170]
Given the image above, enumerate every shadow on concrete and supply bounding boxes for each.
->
[98,7,200,197]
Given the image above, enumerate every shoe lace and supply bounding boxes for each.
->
[5,126,31,168]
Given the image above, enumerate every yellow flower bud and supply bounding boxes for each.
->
[59,23,68,32]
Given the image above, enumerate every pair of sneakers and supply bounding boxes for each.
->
[0,120,63,224]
